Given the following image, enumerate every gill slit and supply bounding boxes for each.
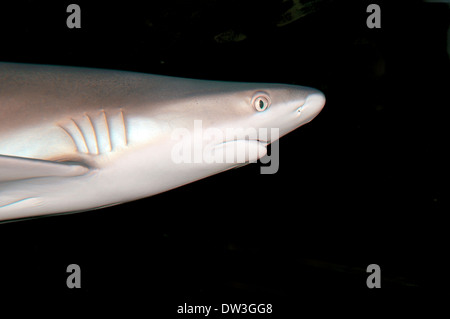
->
[84,113,99,155]
[70,118,89,154]
[58,125,79,153]
[102,109,112,152]
[120,108,128,146]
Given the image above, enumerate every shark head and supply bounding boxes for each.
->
[160,81,326,166]
[220,84,326,140]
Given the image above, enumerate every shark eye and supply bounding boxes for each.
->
[253,94,270,112]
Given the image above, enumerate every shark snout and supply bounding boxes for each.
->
[297,90,326,123]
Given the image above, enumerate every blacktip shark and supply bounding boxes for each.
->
[0,62,325,222]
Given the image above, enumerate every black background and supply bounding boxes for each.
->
[0,0,448,315]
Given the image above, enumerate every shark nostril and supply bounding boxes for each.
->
[297,105,304,113]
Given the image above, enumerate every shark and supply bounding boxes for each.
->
[0,62,325,222]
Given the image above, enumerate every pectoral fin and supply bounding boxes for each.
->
[0,154,89,183]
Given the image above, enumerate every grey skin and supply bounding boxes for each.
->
[0,62,325,221]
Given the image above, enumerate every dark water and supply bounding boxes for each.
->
[0,0,447,315]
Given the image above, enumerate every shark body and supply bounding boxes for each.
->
[0,62,325,221]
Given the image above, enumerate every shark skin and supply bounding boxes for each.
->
[0,62,325,221]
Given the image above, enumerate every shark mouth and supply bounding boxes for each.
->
[210,139,268,164]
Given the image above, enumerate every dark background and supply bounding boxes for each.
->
[0,0,448,315]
